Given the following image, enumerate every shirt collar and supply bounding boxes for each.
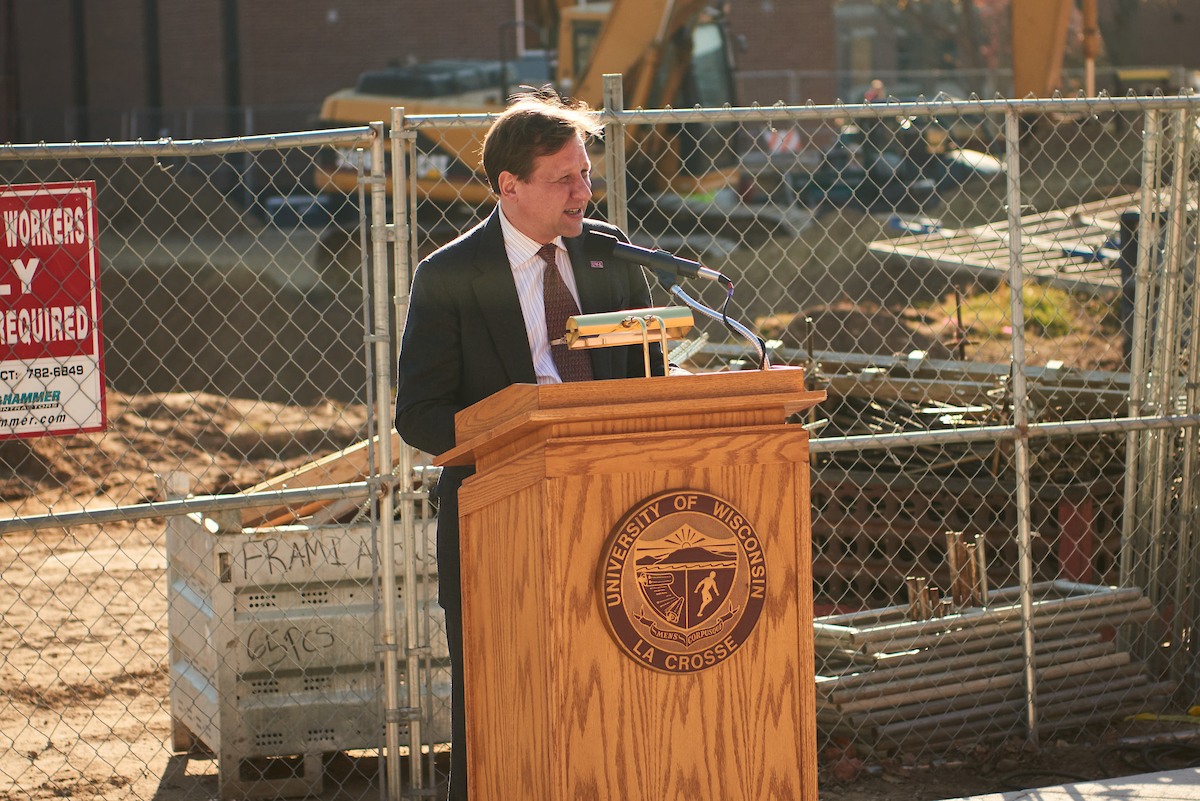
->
[498,202,564,268]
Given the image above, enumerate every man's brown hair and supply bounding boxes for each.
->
[481,87,602,192]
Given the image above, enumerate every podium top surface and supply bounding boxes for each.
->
[436,367,825,468]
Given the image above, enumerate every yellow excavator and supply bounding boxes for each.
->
[1012,0,1100,98]
[315,0,740,205]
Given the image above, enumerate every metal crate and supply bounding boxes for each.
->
[166,511,449,798]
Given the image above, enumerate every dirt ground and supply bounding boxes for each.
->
[0,271,1160,801]
[1,498,1194,801]
[0,391,377,800]
[0,391,1193,801]
[0,123,1180,800]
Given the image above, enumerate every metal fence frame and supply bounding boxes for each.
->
[391,86,1200,781]
[736,65,1199,106]
[3,89,1200,800]
[0,124,421,798]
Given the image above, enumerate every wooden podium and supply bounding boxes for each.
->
[437,368,825,801]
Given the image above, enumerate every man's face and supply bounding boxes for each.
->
[497,134,592,243]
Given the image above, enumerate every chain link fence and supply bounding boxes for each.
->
[399,86,1200,787]
[4,87,1200,800]
[0,125,425,801]
[9,104,327,148]
[736,65,1200,107]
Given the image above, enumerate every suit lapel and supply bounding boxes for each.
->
[565,225,623,380]
[565,229,617,315]
[471,213,537,385]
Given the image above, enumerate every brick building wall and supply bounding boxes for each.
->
[8,2,1200,144]
[232,1,511,107]
[85,1,147,117]
[1128,2,1200,72]
[3,0,838,143]
[158,2,222,109]
[1096,0,1200,75]
[727,0,837,104]
[8,0,78,138]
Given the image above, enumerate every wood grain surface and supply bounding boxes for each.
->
[458,441,817,800]
[239,430,400,526]
[453,368,810,443]
[441,370,824,468]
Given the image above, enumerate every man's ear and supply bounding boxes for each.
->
[497,170,519,200]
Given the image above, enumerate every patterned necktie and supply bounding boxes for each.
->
[539,243,594,382]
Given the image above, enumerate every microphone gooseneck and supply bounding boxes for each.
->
[585,231,769,370]
[584,231,724,283]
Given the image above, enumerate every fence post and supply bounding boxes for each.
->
[390,105,428,797]
[1174,107,1200,693]
[1121,109,1162,610]
[1145,111,1192,672]
[1161,104,1200,681]
[369,120,404,801]
[1005,106,1038,746]
[603,74,629,233]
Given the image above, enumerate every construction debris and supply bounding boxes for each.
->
[239,431,399,527]
[867,192,1138,295]
[814,581,1168,755]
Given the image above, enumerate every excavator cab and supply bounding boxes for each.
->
[314,1,741,207]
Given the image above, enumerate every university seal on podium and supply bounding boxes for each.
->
[598,489,766,673]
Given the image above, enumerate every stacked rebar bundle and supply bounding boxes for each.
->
[906,531,988,619]
[814,581,1169,755]
[810,373,1127,481]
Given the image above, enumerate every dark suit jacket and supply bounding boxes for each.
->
[394,211,662,611]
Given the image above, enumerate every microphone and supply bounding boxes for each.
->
[584,231,724,283]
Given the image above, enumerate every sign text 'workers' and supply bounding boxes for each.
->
[0,181,106,439]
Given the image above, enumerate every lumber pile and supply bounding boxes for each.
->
[815,580,1171,755]
[238,432,401,528]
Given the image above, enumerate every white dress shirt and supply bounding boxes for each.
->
[498,203,584,385]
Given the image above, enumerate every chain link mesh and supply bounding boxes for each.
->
[400,93,1200,790]
[6,93,1200,800]
[0,128,420,800]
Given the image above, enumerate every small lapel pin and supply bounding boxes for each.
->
[590,260,605,269]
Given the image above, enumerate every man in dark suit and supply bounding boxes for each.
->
[394,89,663,801]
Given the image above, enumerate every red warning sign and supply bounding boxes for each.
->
[0,181,106,438]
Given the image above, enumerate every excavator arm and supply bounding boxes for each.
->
[1011,0,1100,98]
[568,0,718,109]
[316,0,738,201]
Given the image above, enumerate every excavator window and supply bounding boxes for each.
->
[571,20,603,86]
[690,23,734,107]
